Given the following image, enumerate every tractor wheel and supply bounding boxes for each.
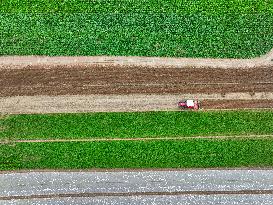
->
[198,101,201,109]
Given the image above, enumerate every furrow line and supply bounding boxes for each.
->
[1,135,273,144]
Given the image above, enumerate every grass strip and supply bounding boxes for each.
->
[0,13,272,58]
[1,110,273,140]
[1,0,273,14]
[1,138,273,170]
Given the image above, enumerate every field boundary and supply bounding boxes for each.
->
[2,167,273,174]
[1,134,273,144]
[0,48,272,69]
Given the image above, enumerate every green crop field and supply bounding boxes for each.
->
[1,111,273,140]
[1,139,273,170]
[1,110,273,170]
[0,0,272,58]
[1,0,272,14]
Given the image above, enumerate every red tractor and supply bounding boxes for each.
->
[178,99,200,110]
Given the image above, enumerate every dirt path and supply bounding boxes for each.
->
[1,134,273,144]
[1,93,273,113]
[0,48,272,69]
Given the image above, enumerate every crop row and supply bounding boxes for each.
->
[1,13,273,58]
[1,0,272,14]
[1,110,273,140]
[1,138,273,170]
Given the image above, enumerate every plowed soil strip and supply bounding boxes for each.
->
[0,65,273,96]
[2,190,273,200]
[1,135,273,144]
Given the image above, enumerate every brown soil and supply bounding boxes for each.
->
[0,65,273,97]
[203,100,273,109]
[1,64,273,112]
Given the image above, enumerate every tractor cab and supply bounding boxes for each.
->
[186,100,194,108]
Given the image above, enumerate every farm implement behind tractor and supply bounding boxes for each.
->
[178,99,200,110]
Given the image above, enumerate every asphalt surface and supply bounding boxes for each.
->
[1,170,273,204]
[2,195,273,205]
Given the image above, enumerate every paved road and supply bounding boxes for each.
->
[2,195,273,205]
[1,169,273,204]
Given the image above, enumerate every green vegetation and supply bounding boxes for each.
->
[1,0,273,14]
[1,138,273,170]
[0,0,272,58]
[1,110,273,170]
[1,111,273,140]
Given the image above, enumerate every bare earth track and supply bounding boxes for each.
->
[1,65,273,96]
[0,65,273,113]
[0,48,273,69]
[1,94,273,113]
[0,49,273,113]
